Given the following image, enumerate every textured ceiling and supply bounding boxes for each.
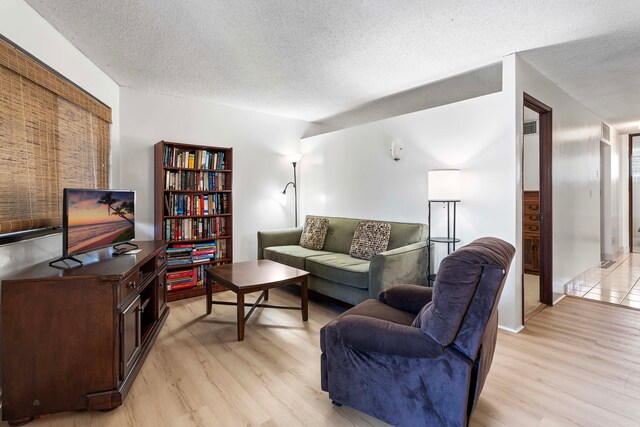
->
[521,31,640,135]
[23,0,640,129]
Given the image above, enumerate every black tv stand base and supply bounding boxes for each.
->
[48,255,83,268]
[112,242,139,256]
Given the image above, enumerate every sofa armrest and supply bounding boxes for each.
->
[336,315,444,358]
[257,228,303,259]
[379,284,434,315]
[368,242,429,299]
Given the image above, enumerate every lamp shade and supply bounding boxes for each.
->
[428,169,461,201]
[288,153,302,164]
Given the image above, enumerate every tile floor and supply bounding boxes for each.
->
[565,252,640,309]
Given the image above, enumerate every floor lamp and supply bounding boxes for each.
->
[282,153,302,227]
[427,169,461,282]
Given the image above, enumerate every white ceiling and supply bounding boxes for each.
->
[24,0,640,131]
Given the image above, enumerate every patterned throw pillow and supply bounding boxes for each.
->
[349,221,391,260]
[299,217,330,250]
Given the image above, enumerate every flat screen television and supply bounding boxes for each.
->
[63,188,136,257]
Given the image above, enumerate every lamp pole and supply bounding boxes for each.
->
[282,160,299,227]
[292,161,298,227]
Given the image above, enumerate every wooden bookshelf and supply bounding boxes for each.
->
[154,141,233,301]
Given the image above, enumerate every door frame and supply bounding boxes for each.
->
[523,93,553,315]
[629,133,640,252]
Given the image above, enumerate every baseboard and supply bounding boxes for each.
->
[498,324,524,334]
[553,293,566,305]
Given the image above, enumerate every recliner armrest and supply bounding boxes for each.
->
[336,315,444,358]
[257,228,303,259]
[379,284,434,315]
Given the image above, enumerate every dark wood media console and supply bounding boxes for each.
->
[1,241,169,425]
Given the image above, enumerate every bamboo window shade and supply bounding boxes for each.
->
[0,38,112,235]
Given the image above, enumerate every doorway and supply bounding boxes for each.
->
[629,133,640,252]
[522,93,553,323]
[600,141,612,262]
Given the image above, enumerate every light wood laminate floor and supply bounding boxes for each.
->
[6,290,640,426]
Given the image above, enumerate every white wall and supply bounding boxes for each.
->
[119,88,308,262]
[513,54,605,300]
[0,0,120,281]
[300,91,519,329]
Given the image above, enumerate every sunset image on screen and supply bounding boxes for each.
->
[66,190,135,255]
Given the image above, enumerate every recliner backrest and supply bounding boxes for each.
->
[417,237,515,358]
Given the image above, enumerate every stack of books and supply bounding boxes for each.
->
[192,242,217,263]
[166,245,193,266]
[167,270,195,291]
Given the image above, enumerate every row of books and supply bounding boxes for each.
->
[164,146,226,170]
[164,217,228,241]
[166,242,218,266]
[166,269,198,291]
[164,193,229,216]
[166,262,231,292]
[164,170,227,191]
[166,264,208,291]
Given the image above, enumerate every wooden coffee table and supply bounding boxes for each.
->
[205,260,310,341]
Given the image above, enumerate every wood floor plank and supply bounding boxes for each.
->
[7,290,640,426]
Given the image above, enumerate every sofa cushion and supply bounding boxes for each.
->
[349,221,391,260]
[299,217,330,250]
[306,253,370,289]
[263,245,331,270]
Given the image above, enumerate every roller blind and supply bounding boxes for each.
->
[0,38,111,235]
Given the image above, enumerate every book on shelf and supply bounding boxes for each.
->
[164,171,226,191]
[164,146,226,170]
[192,249,216,256]
[167,248,192,254]
[164,217,227,241]
[164,193,229,216]
[166,270,193,279]
[193,254,215,261]
[167,281,196,291]
[167,259,192,266]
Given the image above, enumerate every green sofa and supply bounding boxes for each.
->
[257,215,429,305]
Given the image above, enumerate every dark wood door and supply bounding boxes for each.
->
[120,296,142,381]
[524,93,553,308]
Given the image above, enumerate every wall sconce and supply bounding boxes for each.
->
[282,153,302,227]
[390,139,403,161]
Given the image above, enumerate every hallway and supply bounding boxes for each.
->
[565,252,640,309]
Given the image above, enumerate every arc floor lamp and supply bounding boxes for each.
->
[282,153,302,227]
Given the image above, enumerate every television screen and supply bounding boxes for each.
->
[64,189,135,256]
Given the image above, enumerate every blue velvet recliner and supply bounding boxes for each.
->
[320,237,515,426]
